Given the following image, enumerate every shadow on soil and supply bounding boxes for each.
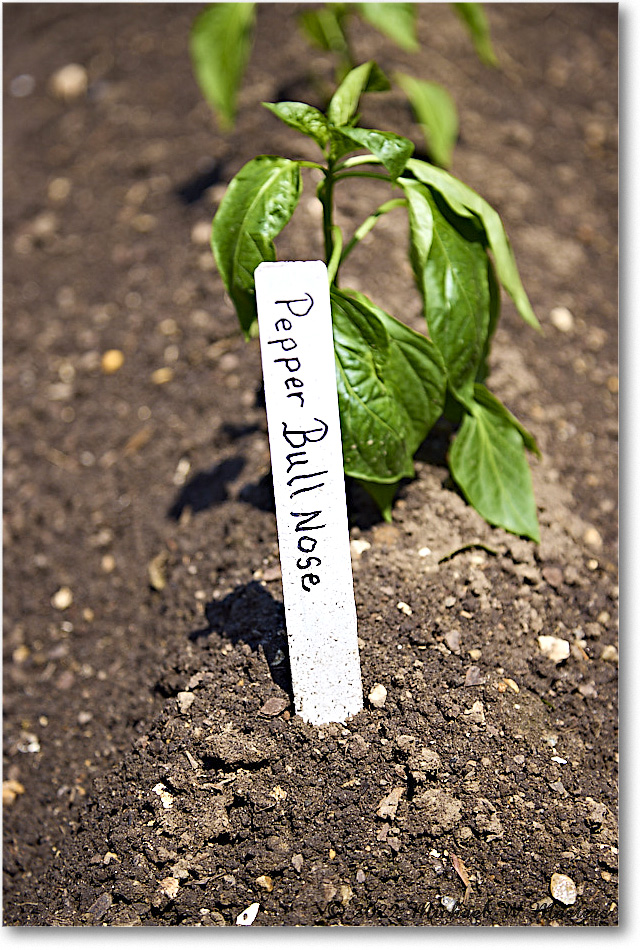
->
[168,456,245,520]
[190,580,292,698]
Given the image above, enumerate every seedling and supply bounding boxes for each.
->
[210,62,541,541]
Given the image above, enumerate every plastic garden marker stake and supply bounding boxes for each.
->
[255,260,363,724]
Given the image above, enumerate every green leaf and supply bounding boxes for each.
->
[327,61,390,128]
[344,288,447,447]
[399,179,490,404]
[354,478,398,521]
[355,3,418,51]
[476,256,500,384]
[472,383,541,457]
[189,3,256,128]
[398,177,433,279]
[299,6,350,56]
[334,126,414,179]
[331,289,446,484]
[395,73,459,168]
[449,397,540,541]
[211,156,302,336]
[406,158,540,330]
[263,101,330,149]
[452,3,498,67]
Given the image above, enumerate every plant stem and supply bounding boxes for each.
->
[333,170,392,184]
[336,154,384,170]
[327,225,343,284]
[339,198,407,268]
[320,163,336,264]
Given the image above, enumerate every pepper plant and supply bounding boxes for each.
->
[210,62,541,541]
[190,1,497,168]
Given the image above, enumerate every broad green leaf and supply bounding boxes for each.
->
[452,3,498,67]
[331,289,447,484]
[355,2,418,51]
[299,6,349,56]
[398,177,433,280]
[211,156,302,335]
[334,126,414,179]
[400,180,490,404]
[344,288,447,447]
[395,73,459,168]
[472,384,541,457]
[327,61,390,128]
[263,101,330,149]
[189,3,256,128]
[476,256,500,384]
[449,398,540,541]
[406,158,540,330]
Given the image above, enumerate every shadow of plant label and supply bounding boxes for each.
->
[255,260,363,725]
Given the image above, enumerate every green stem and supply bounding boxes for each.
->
[320,164,335,264]
[336,154,385,170]
[327,225,343,285]
[333,170,392,184]
[339,198,407,267]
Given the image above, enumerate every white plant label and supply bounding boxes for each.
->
[255,260,363,725]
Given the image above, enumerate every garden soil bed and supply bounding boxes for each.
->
[3,2,618,927]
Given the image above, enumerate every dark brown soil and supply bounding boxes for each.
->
[3,2,618,927]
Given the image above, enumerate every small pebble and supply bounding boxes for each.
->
[550,872,577,905]
[600,644,618,663]
[444,629,461,653]
[151,367,173,385]
[148,550,169,591]
[464,666,484,687]
[543,566,564,588]
[176,691,195,714]
[463,700,485,725]
[10,74,35,97]
[549,306,574,333]
[583,527,602,550]
[152,783,174,810]
[236,903,260,926]
[255,875,273,892]
[48,177,71,202]
[51,586,73,610]
[191,221,212,245]
[376,786,404,819]
[101,349,124,374]
[159,877,180,900]
[3,779,26,806]
[368,683,387,708]
[50,63,88,100]
[350,538,371,556]
[397,601,412,616]
[259,696,289,717]
[441,896,458,912]
[538,635,570,664]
